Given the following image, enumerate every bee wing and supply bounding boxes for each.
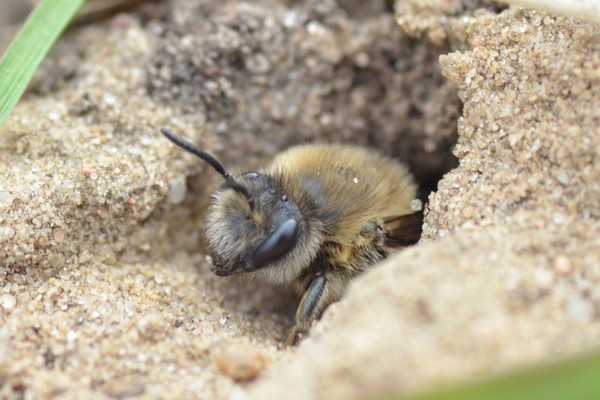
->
[383,211,423,247]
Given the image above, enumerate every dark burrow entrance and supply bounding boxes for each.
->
[148,0,459,204]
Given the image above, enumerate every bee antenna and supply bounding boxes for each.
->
[160,128,255,209]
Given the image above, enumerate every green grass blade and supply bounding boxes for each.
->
[0,0,86,126]
[375,349,600,400]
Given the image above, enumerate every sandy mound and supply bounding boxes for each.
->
[1,0,598,398]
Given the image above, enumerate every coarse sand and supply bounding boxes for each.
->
[1,0,599,399]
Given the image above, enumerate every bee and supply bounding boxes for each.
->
[160,128,423,345]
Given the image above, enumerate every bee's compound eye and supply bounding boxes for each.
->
[251,218,299,269]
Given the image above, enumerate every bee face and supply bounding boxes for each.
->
[205,172,313,280]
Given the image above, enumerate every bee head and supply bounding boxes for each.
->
[205,171,313,280]
[161,128,315,282]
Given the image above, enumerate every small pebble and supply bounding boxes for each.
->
[154,274,165,284]
[53,227,65,244]
[103,92,117,105]
[215,343,268,382]
[167,177,187,204]
[0,191,13,207]
[410,199,423,212]
[354,52,370,68]
[553,255,573,275]
[0,226,15,242]
[283,11,297,27]
[552,213,565,225]
[556,170,569,185]
[0,294,17,310]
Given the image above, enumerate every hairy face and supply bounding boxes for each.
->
[204,173,322,284]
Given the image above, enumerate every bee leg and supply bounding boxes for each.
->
[287,272,328,346]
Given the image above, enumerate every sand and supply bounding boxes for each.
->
[1,0,599,399]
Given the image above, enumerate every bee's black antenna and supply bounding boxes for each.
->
[160,128,254,209]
